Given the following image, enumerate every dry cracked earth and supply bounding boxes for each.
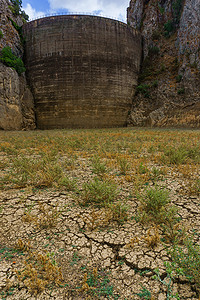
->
[0,128,199,300]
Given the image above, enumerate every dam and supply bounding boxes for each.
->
[23,15,142,129]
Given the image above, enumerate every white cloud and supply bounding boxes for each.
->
[22,3,46,20]
[48,0,129,21]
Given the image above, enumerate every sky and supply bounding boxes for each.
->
[22,0,130,22]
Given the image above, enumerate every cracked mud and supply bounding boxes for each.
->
[0,128,199,299]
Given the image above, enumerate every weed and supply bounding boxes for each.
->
[177,88,185,94]
[16,251,63,295]
[70,251,81,266]
[22,202,61,229]
[176,75,182,82]
[59,175,77,191]
[0,30,3,38]
[162,146,200,165]
[144,226,160,249]
[138,162,149,174]
[137,186,178,226]
[117,156,130,175]
[164,20,174,37]
[125,237,139,249]
[169,237,200,290]
[91,155,107,176]
[107,201,129,225]
[153,262,180,300]
[136,84,150,98]
[135,285,152,299]
[81,267,119,299]
[189,178,200,195]
[80,177,118,207]
[148,46,160,56]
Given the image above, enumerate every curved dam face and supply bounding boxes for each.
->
[23,15,142,129]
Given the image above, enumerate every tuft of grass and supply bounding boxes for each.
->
[162,145,200,165]
[117,156,130,175]
[136,186,178,226]
[91,155,107,176]
[80,178,118,207]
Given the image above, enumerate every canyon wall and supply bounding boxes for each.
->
[127,0,200,127]
[0,0,35,130]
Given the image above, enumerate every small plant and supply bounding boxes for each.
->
[0,46,26,75]
[177,87,185,94]
[0,30,3,38]
[70,251,81,266]
[169,237,200,290]
[16,251,63,295]
[164,20,174,37]
[151,80,158,88]
[81,267,119,299]
[138,162,148,174]
[117,156,130,175]
[136,84,150,98]
[176,74,182,82]
[144,226,160,248]
[135,285,152,299]
[80,178,118,207]
[153,262,180,300]
[59,175,77,191]
[137,186,177,226]
[22,202,62,229]
[152,30,161,41]
[107,201,128,225]
[148,46,160,56]
[91,155,107,176]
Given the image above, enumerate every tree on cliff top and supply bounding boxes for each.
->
[10,0,29,21]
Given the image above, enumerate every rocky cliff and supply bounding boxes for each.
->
[127,0,200,127]
[0,0,35,130]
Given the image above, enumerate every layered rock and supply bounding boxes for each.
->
[127,0,200,127]
[0,0,35,130]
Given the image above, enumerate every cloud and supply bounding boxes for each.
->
[48,0,129,21]
[22,3,46,20]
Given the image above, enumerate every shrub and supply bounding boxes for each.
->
[136,84,150,98]
[151,80,158,88]
[164,20,174,37]
[0,47,26,75]
[176,74,182,82]
[177,88,185,94]
[148,46,160,56]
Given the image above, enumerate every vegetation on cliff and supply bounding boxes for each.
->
[9,0,29,21]
[0,46,26,75]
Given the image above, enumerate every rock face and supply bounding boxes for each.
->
[0,0,35,130]
[127,0,200,127]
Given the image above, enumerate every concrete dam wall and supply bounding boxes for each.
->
[23,15,142,129]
